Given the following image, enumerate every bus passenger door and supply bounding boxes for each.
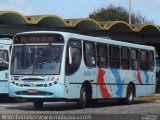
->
[83,42,97,99]
[65,39,83,99]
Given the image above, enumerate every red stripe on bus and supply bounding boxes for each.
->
[137,71,142,84]
[97,69,111,98]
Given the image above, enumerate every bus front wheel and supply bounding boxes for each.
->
[126,85,135,104]
[77,87,87,109]
[33,101,43,109]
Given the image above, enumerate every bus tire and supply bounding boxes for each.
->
[126,85,135,105]
[77,87,87,109]
[33,101,43,109]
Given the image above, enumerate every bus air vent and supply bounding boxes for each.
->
[21,78,45,81]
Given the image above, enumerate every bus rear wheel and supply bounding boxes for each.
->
[126,85,135,105]
[33,101,43,109]
[77,87,87,109]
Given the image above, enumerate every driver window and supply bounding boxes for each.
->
[66,39,82,75]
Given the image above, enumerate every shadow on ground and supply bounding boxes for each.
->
[5,100,152,111]
[0,95,15,103]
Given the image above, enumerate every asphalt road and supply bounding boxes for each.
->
[0,98,160,120]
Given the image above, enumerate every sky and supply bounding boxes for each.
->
[0,0,160,25]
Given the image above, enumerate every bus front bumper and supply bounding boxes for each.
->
[8,82,65,99]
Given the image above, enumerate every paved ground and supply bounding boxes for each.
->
[0,100,159,114]
[0,95,160,120]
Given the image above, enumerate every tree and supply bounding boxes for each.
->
[89,5,153,24]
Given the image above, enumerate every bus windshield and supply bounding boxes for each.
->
[11,45,63,75]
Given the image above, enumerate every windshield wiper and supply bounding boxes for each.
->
[33,48,45,74]
[32,48,37,75]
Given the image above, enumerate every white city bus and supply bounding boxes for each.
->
[0,38,12,95]
[9,31,156,109]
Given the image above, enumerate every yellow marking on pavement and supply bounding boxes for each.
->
[138,96,160,100]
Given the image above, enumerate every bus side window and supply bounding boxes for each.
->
[84,42,96,67]
[131,49,139,70]
[3,50,9,62]
[140,50,149,71]
[97,44,108,67]
[0,50,9,70]
[65,40,82,75]
[121,47,130,69]
[109,45,120,68]
[149,51,154,71]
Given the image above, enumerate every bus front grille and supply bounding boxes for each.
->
[15,91,53,96]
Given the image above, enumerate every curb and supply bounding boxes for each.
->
[137,95,160,100]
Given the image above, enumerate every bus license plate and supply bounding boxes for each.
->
[28,89,38,94]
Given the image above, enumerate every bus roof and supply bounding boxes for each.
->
[0,38,13,45]
[15,31,155,50]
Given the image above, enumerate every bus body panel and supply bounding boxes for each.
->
[65,69,155,99]
[9,82,65,98]
[0,77,8,94]
[8,31,156,101]
[0,39,12,94]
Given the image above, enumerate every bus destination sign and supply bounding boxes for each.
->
[14,34,64,44]
[20,36,53,43]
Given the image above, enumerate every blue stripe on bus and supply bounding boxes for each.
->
[110,69,123,97]
[144,71,149,84]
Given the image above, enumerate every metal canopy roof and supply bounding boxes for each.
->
[101,21,134,32]
[137,24,160,34]
[36,15,67,28]
[0,11,29,25]
[72,18,102,30]
[0,11,160,45]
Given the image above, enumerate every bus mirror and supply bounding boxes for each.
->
[69,47,72,64]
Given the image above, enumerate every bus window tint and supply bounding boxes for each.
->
[66,40,82,75]
[0,50,3,62]
[97,44,108,67]
[4,50,9,62]
[84,42,96,67]
[149,51,154,71]
[0,50,9,69]
[140,50,149,71]
[70,48,81,65]
[131,49,139,70]
[121,47,130,69]
[109,45,120,68]
[11,45,63,75]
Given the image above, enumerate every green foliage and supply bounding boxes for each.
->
[89,5,153,24]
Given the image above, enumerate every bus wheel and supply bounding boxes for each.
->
[126,85,135,105]
[33,101,43,109]
[77,87,87,109]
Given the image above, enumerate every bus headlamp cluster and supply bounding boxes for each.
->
[12,81,19,86]
[11,81,57,87]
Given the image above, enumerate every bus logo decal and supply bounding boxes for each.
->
[47,76,50,80]
[134,73,137,81]
[47,76,55,81]
[83,71,92,76]
[97,69,111,98]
